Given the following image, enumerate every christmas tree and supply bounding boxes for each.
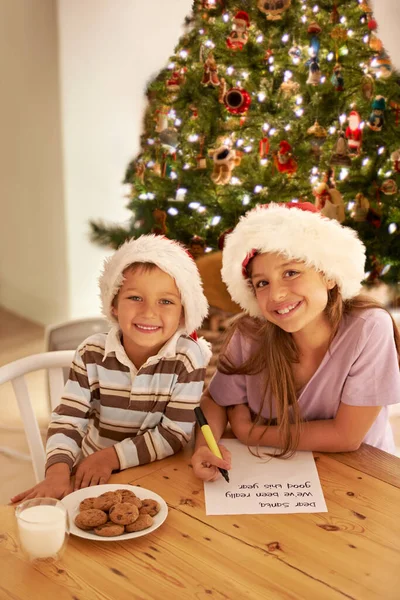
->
[91,0,400,286]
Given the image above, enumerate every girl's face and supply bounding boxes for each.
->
[249,252,335,338]
[112,265,183,366]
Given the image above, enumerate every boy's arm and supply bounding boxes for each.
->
[45,347,91,472]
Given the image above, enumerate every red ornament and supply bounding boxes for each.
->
[224,87,251,114]
[367,18,377,30]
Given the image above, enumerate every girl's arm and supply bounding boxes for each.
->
[191,388,232,481]
[228,402,382,452]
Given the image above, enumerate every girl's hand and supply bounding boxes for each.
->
[74,447,120,490]
[227,404,253,443]
[11,469,72,503]
[191,445,231,482]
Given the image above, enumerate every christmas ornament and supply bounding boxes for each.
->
[274,140,297,175]
[381,179,398,195]
[330,26,348,42]
[280,79,300,97]
[351,193,370,222]
[151,208,168,236]
[330,3,340,24]
[135,162,145,183]
[166,69,185,93]
[154,105,169,133]
[369,34,383,53]
[189,105,199,120]
[210,145,242,185]
[226,11,250,50]
[288,44,301,62]
[224,87,251,114]
[331,63,344,91]
[330,131,352,166]
[188,235,206,260]
[391,149,400,172]
[370,51,393,79]
[258,0,291,21]
[201,54,220,87]
[345,111,363,155]
[367,17,377,31]
[367,95,386,131]
[307,120,327,159]
[307,58,321,86]
[307,21,322,60]
[390,100,400,127]
[259,137,270,158]
[313,182,345,222]
[361,74,374,100]
[159,127,179,150]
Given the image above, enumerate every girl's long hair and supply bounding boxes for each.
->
[217,287,400,458]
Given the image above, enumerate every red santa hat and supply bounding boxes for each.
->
[278,140,292,155]
[234,11,250,26]
[99,234,209,335]
[221,202,366,316]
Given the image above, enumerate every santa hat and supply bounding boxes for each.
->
[221,203,366,317]
[278,140,292,155]
[99,234,209,335]
[234,10,250,26]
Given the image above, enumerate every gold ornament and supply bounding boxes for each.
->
[330,26,348,42]
[280,79,300,97]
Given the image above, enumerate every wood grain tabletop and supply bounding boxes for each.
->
[1,444,399,600]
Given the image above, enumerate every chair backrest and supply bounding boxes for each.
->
[0,351,75,483]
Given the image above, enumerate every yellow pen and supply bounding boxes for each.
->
[194,406,230,483]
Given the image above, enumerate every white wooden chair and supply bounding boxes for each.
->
[0,351,74,482]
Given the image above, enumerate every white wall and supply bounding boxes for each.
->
[57,0,192,322]
[0,0,68,324]
[371,0,400,72]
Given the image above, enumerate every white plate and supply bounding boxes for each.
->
[62,484,168,542]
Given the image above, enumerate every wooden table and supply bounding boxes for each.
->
[1,444,399,600]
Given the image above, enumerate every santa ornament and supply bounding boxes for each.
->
[167,70,185,93]
[258,0,291,20]
[345,111,363,155]
[226,11,250,50]
[210,145,242,185]
[274,140,297,175]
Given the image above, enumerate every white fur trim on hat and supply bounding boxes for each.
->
[99,234,209,334]
[221,203,366,317]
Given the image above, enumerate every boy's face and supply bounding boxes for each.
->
[112,265,183,366]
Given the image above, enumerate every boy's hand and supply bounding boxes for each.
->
[191,445,231,482]
[227,404,253,443]
[74,447,120,490]
[11,464,72,503]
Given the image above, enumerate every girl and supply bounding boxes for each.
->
[192,202,400,482]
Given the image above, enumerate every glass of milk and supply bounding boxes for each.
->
[15,498,69,561]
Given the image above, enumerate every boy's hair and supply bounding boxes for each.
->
[99,235,209,334]
[218,292,400,459]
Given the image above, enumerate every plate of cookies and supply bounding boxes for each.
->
[62,484,168,541]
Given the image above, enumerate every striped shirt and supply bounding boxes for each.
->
[45,327,208,472]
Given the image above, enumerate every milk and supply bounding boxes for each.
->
[17,505,66,559]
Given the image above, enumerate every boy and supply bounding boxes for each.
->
[12,235,210,502]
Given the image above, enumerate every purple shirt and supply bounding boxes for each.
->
[209,308,400,454]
